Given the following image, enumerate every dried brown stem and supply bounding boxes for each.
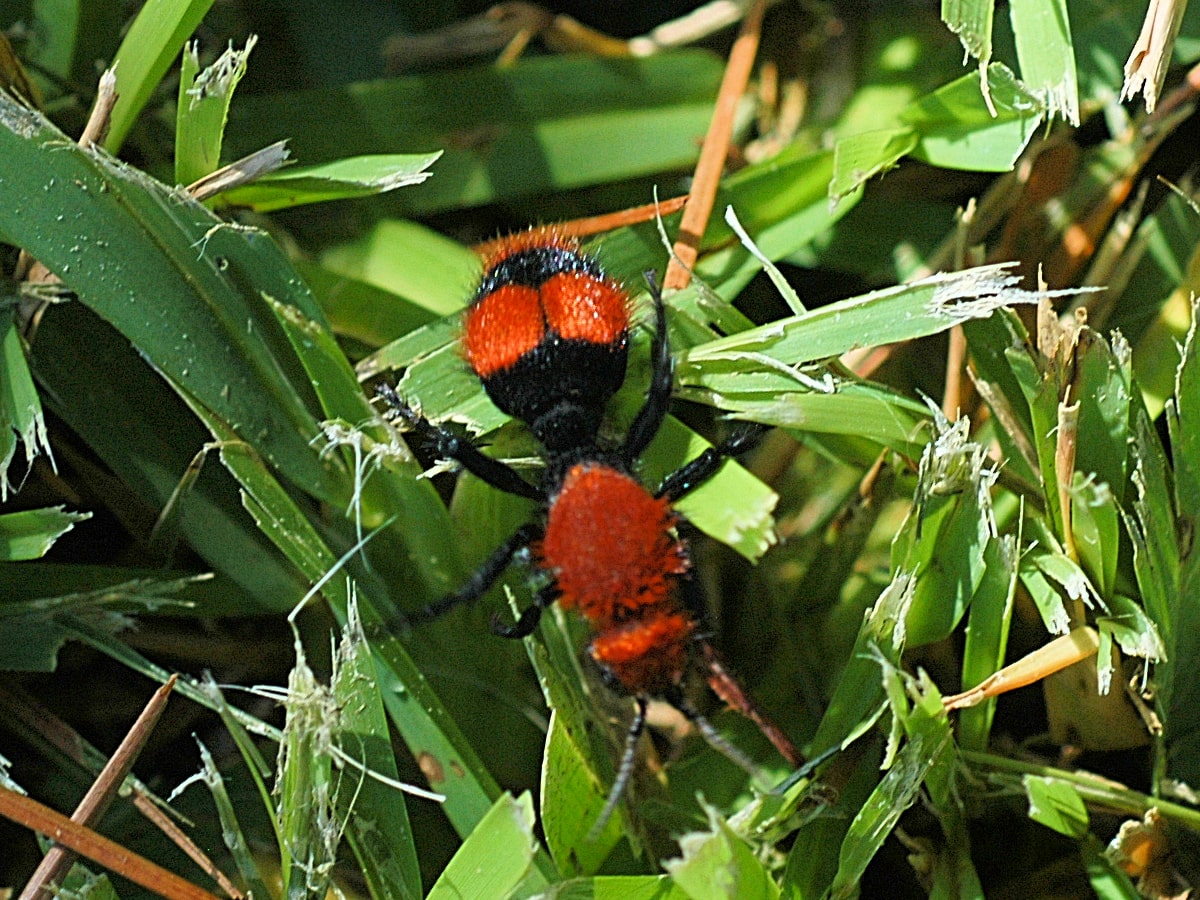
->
[664,0,766,290]
[1,784,222,900]
[20,676,180,900]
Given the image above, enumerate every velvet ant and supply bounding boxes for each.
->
[377,231,798,831]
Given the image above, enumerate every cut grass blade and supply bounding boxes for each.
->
[222,153,442,212]
[0,315,52,498]
[0,507,89,562]
[425,792,539,900]
[175,37,257,186]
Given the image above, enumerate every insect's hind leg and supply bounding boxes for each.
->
[620,272,674,466]
[589,695,650,839]
[405,521,544,625]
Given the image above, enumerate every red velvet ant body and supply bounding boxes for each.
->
[377,231,798,832]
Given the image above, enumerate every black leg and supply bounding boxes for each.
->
[621,272,674,466]
[491,581,559,639]
[410,522,544,623]
[667,688,759,778]
[654,425,767,502]
[376,381,544,502]
[590,694,649,839]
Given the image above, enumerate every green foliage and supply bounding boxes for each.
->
[175,37,255,186]
[4,1,1200,897]
[107,0,216,153]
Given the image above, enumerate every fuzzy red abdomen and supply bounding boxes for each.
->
[590,611,695,695]
[539,464,689,626]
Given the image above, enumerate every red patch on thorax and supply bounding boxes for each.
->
[462,283,544,377]
[540,271,628,345]
[460,231,629,379]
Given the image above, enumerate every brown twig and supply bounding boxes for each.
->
[840,344,894,379]
[130,793,245,900]
[20,675,180,900]
[471,194,690,258]
[551,193,689,239]
[0,785,222,900]
[79,67,118,148]
[942,326,967,421]
[664,0,766,290]
[0,676,243,899]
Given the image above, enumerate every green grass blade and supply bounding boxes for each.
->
[0,507,89,561]
[903,63,1045,171]
[195,738,275,900]
[196,414,543,868]
[297,260,438,349]
[21,2,123,87]
[829,127,918,201]
[224,51,725,214]
[942,0,995,67]
[27,303,308,612]
[223,153,441,212]
[0,314,52,497]
[5,93,463,607]
[175,37,256,186]
[0,572,200,671]
[322,219,479,319]
[1125,405,1178,640]
[531,877,688,898]
[59,873,118,900]
[1163,298,1200,783]
[831,675,953,897]
[107,0,215,152]
[539,709,620,876]
[425,792,539,900]
[1010,0,1080,125]
[963,309,1040,481]
[782,750,882,899]
[686,264,1042,367]
[810,570,914,754]
[1022,775,1089,837]
[1082,835,1141,899]
[0,93,341,502]
[664,814,781,900]
[675,367,930,457]
[891,418,993,648]
[334,608,421,900]
[1168,297,1200,548]
[522,599,653,870]
[958,535,1019,751]
[276,644,337,899]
